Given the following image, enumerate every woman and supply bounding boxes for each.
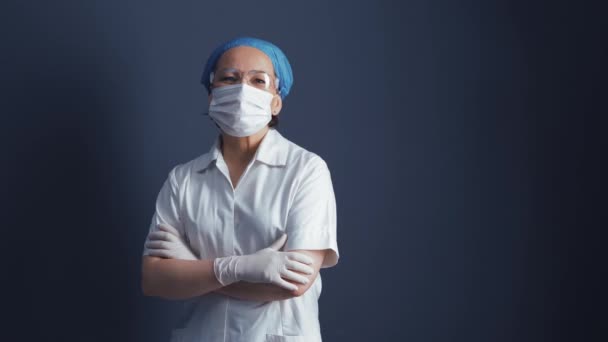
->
[141,37,340,342]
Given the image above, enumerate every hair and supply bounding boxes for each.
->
[269,115,279,127]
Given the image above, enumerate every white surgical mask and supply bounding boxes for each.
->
[208,83,274,137]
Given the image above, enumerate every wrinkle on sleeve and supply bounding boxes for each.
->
[142,165,186,256]
[285,156,339,268]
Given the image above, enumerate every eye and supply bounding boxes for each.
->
[221,76,237,82]
[254,78,267,84]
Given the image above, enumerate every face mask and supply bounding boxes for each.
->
[208,83,275,137]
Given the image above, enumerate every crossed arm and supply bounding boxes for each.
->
[214,249,326,301]
[142,249,326,301]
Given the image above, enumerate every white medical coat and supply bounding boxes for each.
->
[143,128,339,342]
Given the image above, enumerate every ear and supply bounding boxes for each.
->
[271,94,282,117]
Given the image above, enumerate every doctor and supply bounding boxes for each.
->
[141,37,339,342]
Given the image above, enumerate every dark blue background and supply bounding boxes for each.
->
[1,1,605,341]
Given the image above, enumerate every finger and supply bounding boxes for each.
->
[280,269,310,285]
[285,260,314,275]
[148,231,178,243]
[145,240,170,250]
[146,249,173,259]
[274,278,298,292]
[287,252,314,265]
[157,223,182,237]
[268,234,287,251]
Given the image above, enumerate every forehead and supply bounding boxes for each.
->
[215,46,275,76]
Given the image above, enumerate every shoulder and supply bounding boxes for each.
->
[278,131,331,179]
[166,151,212,185]
[280,133,329,170]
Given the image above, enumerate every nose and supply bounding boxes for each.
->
[240,74,248,84]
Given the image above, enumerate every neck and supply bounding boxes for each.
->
[220,126,270,164]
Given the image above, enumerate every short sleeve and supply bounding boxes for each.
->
[142,165,186,256]
[285,156,339,268]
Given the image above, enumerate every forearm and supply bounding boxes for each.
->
[141,256,223,300]
[215,281,298,302]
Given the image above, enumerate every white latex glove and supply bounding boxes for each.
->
[144,223,198,260]
[213,234,314,291]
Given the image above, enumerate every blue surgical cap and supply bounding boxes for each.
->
[201,37,294,99]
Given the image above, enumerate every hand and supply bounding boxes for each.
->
[213,234,315,291]
[145,223,198,260]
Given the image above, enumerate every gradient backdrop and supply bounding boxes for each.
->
[1,1,605,341]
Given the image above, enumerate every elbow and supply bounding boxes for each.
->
[141,270,156,297]
[141,256,161,297]
[291,287,307,298]
[289,284,312,298]
[290,276,318,298]
[141,262,186,300]
[140,257,193,301]
[141,273,174,299]
[141,280,153,297]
